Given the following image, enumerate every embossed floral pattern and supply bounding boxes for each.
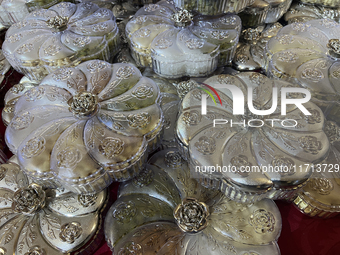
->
[99,137,124,158]
[57,146,82,168]
[164,151,183,168]
[186,38,204,49]
[195,136,216,155]
[43,45,62,56]
[73,37,91,47]
[271,156,295,177]
[24,246,46,255]
[276,34,293,45]
[10,112,34,130]
[217,74,235,84]
[324,121,340,142]
[52,68,74,81]
[127,113,151,129]
[133,169,153,187]
[249,73,265,85]
[154,38,173,49]
[309,178,334,195]
[21,137,46,159]
[298,136,322,154]
[24,87,45,101]
[173,198,209,233]
[116,66,135,79]
[118,242,142,255]
[16,43,34,54]
[182,111,200,125]
[78,194,98,207]
[113,201,136,223]
[59,222,82,244]
[132,85,153,99]
[301,68,324,82]
[304,108,322,124]
[291,22,311,32]
[231,155,251,177]
[249,209,275,234]
[176,80,198,98]
[86,61,108,73]
[12,184,45,214]
[276,51,298,63]
[210,30,229,40]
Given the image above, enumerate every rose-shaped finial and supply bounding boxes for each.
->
[327,39,340,58]
[12,184,46,215]
[243,28,260,42]
[59,222,82,244]
[68,91,98,118]
[171,9,193,27]
[174,198,209,233]
[46,16,69,32]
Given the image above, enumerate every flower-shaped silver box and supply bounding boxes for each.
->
[266,19,340,126]
[105,148,282,255]
[126,0,241,78]
[2,2,120,82]
[0,159,108,254]
[294,121,340,218]
[176,72,329,203]
[4,60,164,194]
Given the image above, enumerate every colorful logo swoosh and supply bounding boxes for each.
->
[198,82,222,106]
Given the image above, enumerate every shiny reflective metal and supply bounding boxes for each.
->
[294,121,340,218]
[239,0,292,27]
[126,0,241,78]
[2,2,120,82]
[4,60,164,194]
[173,0,255,15]
[0,50,11,88]
[284,2,340,23]
[105,148,282,255]
[233,23,282,71]
[176,72,329,203]
[0,0,66,27]
[266,19,340,126]
[0,161,107,254]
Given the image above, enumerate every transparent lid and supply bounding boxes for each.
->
[176,72,329,198]
[266,19,340,103]
[126,0,241,77]
[3,2,119,81]
[4,60,164,193]
[0,161,107,254]
[284,2,340,24]
[105,148,282,255]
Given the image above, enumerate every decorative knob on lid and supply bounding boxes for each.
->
[68,91,99,118]
[327,39,340,58]
[171,8,193,27]
[46,15,69,32]
[173,197,210,233]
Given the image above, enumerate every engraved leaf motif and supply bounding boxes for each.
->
[41,213,61,240]
[4,231,14,244]
[18,242,24,253]
[227,134,248,154]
